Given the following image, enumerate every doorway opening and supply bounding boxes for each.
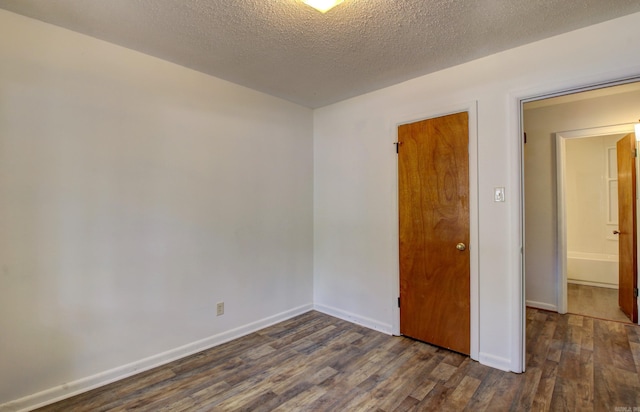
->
[555,125,635,323]
[523,81,640,330]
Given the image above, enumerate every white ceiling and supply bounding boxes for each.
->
[2,0,640,108]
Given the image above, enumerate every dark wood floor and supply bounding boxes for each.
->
[35,308,640,411]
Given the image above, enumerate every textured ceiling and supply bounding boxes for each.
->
[2,0,640,108]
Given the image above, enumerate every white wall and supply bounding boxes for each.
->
[314,12,640,373]
[524,91,640,308]
[0,10,313,409]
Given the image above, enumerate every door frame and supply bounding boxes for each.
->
[391,101,479,362]
[516,75,640,372]
[556,124,636,314]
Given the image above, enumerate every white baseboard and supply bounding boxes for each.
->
[313,303,392,335]
[525,300,557,312]
[567,279,618,289]
[0,303,313,412]
[478,352,512,372]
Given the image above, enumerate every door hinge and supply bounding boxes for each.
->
[635,288,639,298]
[634,149,638,158]
[397,297,401,308]
[394,142,403,154]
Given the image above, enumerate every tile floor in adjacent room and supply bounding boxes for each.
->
[567,283,632,323]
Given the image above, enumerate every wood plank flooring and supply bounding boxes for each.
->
[34,308,640,411]
[568,283,631,323]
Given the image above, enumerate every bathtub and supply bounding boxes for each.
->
[566,251,618,288]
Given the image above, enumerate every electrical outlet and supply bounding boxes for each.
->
[216,302,224,316]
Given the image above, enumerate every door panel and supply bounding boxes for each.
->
[398,112,470,354]
[616,133,638,323]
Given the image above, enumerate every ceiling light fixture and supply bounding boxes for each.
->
[303,0,344,13]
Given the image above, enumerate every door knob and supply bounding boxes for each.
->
[456,243,466,251]
[613,230,620,235]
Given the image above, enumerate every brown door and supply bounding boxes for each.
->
[398,112,470,354]
[616,133,638,323]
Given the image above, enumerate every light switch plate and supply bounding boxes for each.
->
[494,187,505,202]
[216,302,224,316]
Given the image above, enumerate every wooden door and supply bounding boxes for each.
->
[616,133,638,323]
[398,112,470,354]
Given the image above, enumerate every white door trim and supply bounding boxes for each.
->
[390,101,479,362]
